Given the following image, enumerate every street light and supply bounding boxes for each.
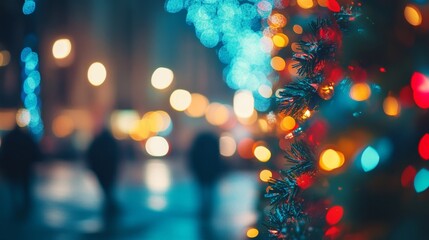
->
[52,38,72,59]
[87,62,106,86]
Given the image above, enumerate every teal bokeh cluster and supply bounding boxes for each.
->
[165,0,277,112]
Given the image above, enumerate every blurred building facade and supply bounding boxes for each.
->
[0,0,234,156]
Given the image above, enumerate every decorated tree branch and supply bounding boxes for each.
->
[265,5,361,239]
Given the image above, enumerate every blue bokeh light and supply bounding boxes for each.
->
[199,29,220,48]
[32,124,44,135]
[23,80,33,94]
[29,108,39,119]
[240,3,258,20]
[218,4,236,20]
[22,0,36,15]
[24,93,38,109]
[25,77,37,89]
[20,44,44,139]
[21,47,32,62]
[28,71,41,84]
[254,94,271,112]
[164,0,183,13]
[24,52,39,70]
[218,46,231,64]
[414,168,429,193]
[166,0,274,111]
[361,146,380,172]
[197,5,216,21]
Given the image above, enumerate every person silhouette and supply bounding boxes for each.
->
[0,125,42,218]
[86,128,120,215]
[188,131,227,240]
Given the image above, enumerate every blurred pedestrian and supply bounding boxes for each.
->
[188,131,228,240]
[0,125,42,218]
[86,128,120,214]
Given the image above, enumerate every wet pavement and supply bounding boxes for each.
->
[0,158,259,240]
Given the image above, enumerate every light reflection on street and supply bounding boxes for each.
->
[1,158,258,239]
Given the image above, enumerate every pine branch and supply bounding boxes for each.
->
[293,40,336,76]
[277,78,320,120]
[292,18,340,77]
[266,141,316,205]
[283,140,316,164]
[265,141,317,239]
[266,4,362,240]
[266,177,298,206]
[265,202,308,240]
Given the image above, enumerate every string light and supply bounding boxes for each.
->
[302,109,312,120]
[259,169,273,182]
[20,47,44,139]
[297,0,314,9]
[246,228,259,238]
[151,67,174,90]
[233,90,254,118]
[361,146,380,172]
[401,166,417,187]
[418,134,429,160]
[411,72,429,109]
[319,149,345,171]
[327,0,341,12]
[383,96,400,116]
[238,138,255,159]
[185,93,209,117]
[280,116,296,131]
[414,168,429,193]
[16,108,31,127]
[0,50,11,67]
[318,0,328,7]
[205,103,230,126]
[166,0,272,95]
[87,62,107,86]
[145,136,169,157]
[20,0,43,139]
[220,133,237,157]
[170,89,192,111]
[268,13,287,28]
[324,226,340,238]
[272,33,289,48]
[326,206,344,225]
[52,38,72,59]
[404,4,422,26]
[254,145,271,162]
[271,56,286,71]
[293,25,303,34]
[350,83,371,101]
[22,0,36,15]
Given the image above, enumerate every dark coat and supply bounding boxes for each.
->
[188,132,226,186]
[0,126,41,182]
[86,129,119,188]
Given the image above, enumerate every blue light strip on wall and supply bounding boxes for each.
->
[21,0,44,140]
